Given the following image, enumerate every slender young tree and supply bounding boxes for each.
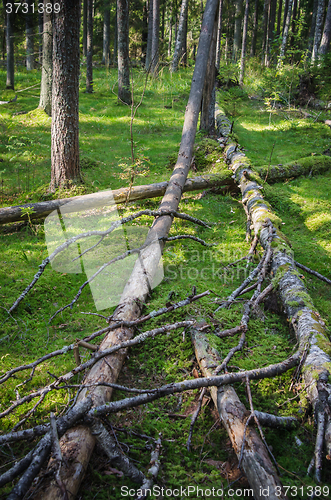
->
[145,0,153,69]
[250,0,259,56]
[83,0,87,57]
[278,0,293,66]
[39,0,53,116]
[276,0,283,37]
[117,0,131,103]
[308,0,318,56]
[232,0,243,61]
[151,0,160,74]
[216,0,223,70]
[142,0,148,61]
[26,0,34,70]
[86,0,93,92]
[312,0,325,61]
[261,0,270,64]
[6,1,14,89]
[51,0,81,190]
[103,0,111,67]
[318,0,331,55]
[171,0,189,71]
[167,0,173,56]
[239,0,249,85]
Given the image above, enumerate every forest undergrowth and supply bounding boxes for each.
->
[0,65,331,498]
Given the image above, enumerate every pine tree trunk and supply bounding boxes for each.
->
[50,0,81,190]
[232,0,243,61]
[318,0,331,55]
[167,3,173,57]
[282,0,289,32]
[276,0,283,37]
[151,0,160,74]
[26,0,34,70]
[182,10,188,65]
[113,2,118,65]
[39,0,53,116]
[250,0,258,56]
[6,3,14,89]
[261,0,270,64]
[171,0,189,71]
[145,0,153,69]
[266,0,277,65]
[86,0,93,92]
[142,0,148,62]
[278,0,293,65]
[312,0,325,62]
[38,10,43,63]
[308,0,318,56]
[117,0,131,103]
[239,0,249,85]
[83,0,87,57]
[103,0,111,66]
[216,0,223,69]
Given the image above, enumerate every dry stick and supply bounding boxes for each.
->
[218,107,331,472]
[50,413,69,500]
[9,209,209,315]
[1,398,92,492]
[0,321,195,419]
[294,260,331,286]
[137,434,162,500]
[186,388,207,451]
[254,411,298,429]
[191,327,288,500]
[0,292,210,386]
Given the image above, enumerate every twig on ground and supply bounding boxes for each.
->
[137,433,162,499]
[186,388,207,451]
[294,261,331,286]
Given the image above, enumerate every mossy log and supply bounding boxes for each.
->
[34,1,221,498]
[0,173,235,226]
[216,109,331,470]
[191,325,288,500]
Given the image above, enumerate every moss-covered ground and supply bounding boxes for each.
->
[0,67,331,498]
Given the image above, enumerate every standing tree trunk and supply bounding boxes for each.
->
[26,0,34,70]
[83,0,87,57]
[182,10,188,65]
[232,0,243,61]
[266,0,277,65]
[39,0,53,116]
[35,0,220,496]
[86,0,93,92]
[151,0,160,74]
[277,0,293,66]
[142,0,148,62]
[145,0,153,69]
[113,2,118,65]
[6,2,14,89]
[250,0,258,56]
[117,0,131,103]
[38,10,43,63]
[167,0,173,56]
[216,0,223,70]
[312,0,326,61]
[261,0,270,64]
[318,0,331,55]
[171,0,189,71]
[308,0,318,57]
[239,0,249,85]
[282,0,289,32]
[103,0,111,67]
[276,0,283,37]
[51,0,81,191]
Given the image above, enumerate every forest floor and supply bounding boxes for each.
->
[0,66,331,499]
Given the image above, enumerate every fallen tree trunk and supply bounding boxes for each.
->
[191,326,288,500]
[217,108,331,480]
[0,173,234,226]
[32,1,220,498]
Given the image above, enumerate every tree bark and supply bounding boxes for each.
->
[38,9,43,63]
[215,0,223,69]
[0,173,236,225]
[250,0,259,56]
[151,0,160,74]
[232,0,243,61]
[39,0,53,116]
[167,0,173,57]
[312,0,325,62]
[318,0,331,55]
[308,0,318,57]
[50,0,81,190]
[117,0,131,103]
[217,110,331,462]
[142,0,148,62]
[83,0,87,57]
[26,0,34,70]
[35,0,220,496]
[86,0,93,92]
[276,0,283,37]
[261,0,270,64]
[6,2,14,90]
[278,0,293,66]
[145,0,153,69]
[103,0,111,67]
[191,327,288,500]
[239,0,249,85]
[171,0,189,71]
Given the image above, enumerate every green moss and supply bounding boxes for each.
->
[315,334,331,357]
